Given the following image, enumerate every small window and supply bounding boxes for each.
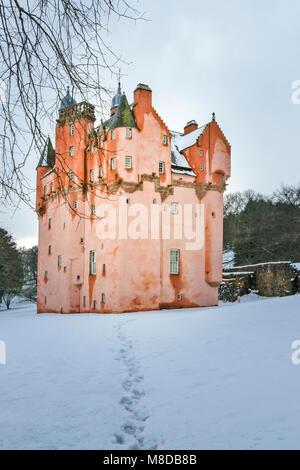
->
[170,249,180,275]
[111,130,115,140]
[126,128,132,139]
[48,245,52,255]
[90,169,94,182]
[110,157,116,170]
[101,293,105,303]
[69,170,74,181]
[74,200,78,209]
[69,146,74,156]
[45,296,47,304]
[91,142,94,153]
[43,185,47,196]
[99,164,103,178]
[100,135,103,148]
[58,255,62,267]
[103,264,106,274]
[77,275,80,281]
[171,202,178,214]
[163,135,168,145]
[126,198,130,204]
[153,198,157,204]
[56,167,60,176]
[93,300,97,310]
[50,182,54,193]
[212,211,216,218]
[44,270,48,279]
[70,124,74,136]
[200,164,204,171]
[125,156,132,169]
[64,266,67,273]
[90,250,96,275]
[80,238,84,244]
[159,161,165,174]
[48,218,52,229]
[91,204,96,215]
[200,150,204,156]
[178,293,182,301]
[83,296,86,306]
[222,175,225,184]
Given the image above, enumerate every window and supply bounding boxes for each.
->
[93,300,97,310]
[44,270,48,279]
[90,250,96,275]
[100,135,103,148]
[69,170,74,181]
[90,169,94,182]
[56,167,60,176]
[103,264,106,274]
[101,293,105,303]
[45,296,47,304]
[70,146,74,156]
[200,150,204,156]
[110,157,116,170]
[153,198,157,204]
[111,130,115,140]
[48,245,52,255]
[178,293,182,301]
[99,164,103,178]
[77,275,80,281]
[222,175,225,184]
[50,182,54,192]
[126,198,130,204]
[212,211,216,218]
[126,128,132,138]
[170,249,180,275]
[171,202,178,214]
[43,185,47,196]
[91,204,96,215]
[159,161,165,174]
[48,218,52,229]
[91,142,94,153]
[83,296,86,306]
[70,124,74,135]
[58,255,62,267]
[125,156,132,169]
[74,200,78,209]
[80,238,84,244]
[200,164,204,171]
[163,135,168,145]
[64,266,67,273]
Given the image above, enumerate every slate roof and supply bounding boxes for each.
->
[102,93,138,132]
[171,131,196,177]
[60,86,76,110]
[37,137,55,169]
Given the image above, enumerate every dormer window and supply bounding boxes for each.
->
[126,128,132,139]
[69,146,74,156]
[111,130,116,140]
[70,124,74,136]
[163,135,168,145]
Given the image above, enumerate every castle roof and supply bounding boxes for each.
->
[60,86,76,110]
[174,124,208,152]
[37,136,55,169]
[171,131,196,177]
[103,93,138,132]
[111,81,122,110]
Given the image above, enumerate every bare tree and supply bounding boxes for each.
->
[0,0,144,206]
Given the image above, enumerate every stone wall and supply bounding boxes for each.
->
[220,261,299,301]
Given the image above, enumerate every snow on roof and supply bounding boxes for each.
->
[172,124,208,152]
[171,131,196,177]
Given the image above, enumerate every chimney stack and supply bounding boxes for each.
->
[184,120,198,134]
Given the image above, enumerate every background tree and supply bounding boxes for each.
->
[0,0,144,205]
[0,228,24,308]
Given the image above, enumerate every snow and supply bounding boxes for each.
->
[293,262,300,271]
[1,295,300,450]
[170,131,196,177]
[171,125,207,152]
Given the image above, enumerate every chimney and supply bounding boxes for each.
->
[184,120,198,134]
[133,84,152,129]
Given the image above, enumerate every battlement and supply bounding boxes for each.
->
[57,102,95,126]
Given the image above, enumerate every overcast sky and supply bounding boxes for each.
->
[1,0,300,248]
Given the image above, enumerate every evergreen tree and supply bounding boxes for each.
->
[0,229,24,309]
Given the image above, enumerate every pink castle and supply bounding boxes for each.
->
[36,82,231,313]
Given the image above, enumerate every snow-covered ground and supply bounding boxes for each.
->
[0,295,300,450]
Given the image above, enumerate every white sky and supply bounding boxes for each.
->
[1,0,300,248]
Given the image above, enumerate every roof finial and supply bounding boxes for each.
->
[212,112,216,122]
[118,67,121,92]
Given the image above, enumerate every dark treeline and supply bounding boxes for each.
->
[224,184,300,266]
[0,228,37,309]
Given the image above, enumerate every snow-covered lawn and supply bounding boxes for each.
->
[0,295,300,450]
